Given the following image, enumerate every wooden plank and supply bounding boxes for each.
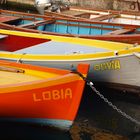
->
[0,66,25,73]
[105,28,135,35]
[17,19,55,28]
[0,15,21,23]
[92,14,119,21]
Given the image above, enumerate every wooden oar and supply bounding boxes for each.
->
[0,66,25,73]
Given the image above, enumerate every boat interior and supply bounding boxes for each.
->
[0,33,110,54]
[69,11,140,26]
[60,9,109,20]
[0,60,66,86]
[0,70,44,85]
[0,30,136,56]
[59,7,140,26]
[14,41,110,55]
[0,34,50,52]
[0,12,118,35]
[0,9,140,36]
[0,10,56,29]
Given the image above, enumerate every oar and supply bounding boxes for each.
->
[0,66,25,73]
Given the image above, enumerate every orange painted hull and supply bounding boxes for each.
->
[0,61,89,130]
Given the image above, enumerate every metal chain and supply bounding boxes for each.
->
[87,81,140,126]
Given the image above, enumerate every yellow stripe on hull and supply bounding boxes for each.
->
[0,47,140,61]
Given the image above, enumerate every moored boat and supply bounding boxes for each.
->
[0,29,140,94]
[57,6,140,25]
[0,60,89,131]
[1,9,140,44]
[1,21,140,44]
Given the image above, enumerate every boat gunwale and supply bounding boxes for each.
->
[0,48,140,62]
[0,73,82,93]
[0,60,70,74]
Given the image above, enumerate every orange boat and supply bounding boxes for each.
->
[0,60,89,131]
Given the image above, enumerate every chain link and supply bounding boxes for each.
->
[87,81,140,126]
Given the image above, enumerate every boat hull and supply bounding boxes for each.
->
[0,80,85,130]
[0,61,89,131]
[1,9,140,44]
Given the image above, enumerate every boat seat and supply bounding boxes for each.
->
[0,34,8,39]
[105,28,135,35]
[17,19,55,28]
[93,14,119,21]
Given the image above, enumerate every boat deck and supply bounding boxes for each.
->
[14,41,109,54]
[0,71,44,86]
[0,65,60,86]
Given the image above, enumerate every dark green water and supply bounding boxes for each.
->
[0,85,139,140]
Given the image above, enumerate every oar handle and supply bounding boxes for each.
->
[0,66,25,73]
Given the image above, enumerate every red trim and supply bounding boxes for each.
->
[0,34,50,51]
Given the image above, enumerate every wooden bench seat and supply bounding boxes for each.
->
[105,28,135,35]
[17,19,55,28]
[93,14,119,21]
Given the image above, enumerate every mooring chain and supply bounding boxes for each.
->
[87,81,140,126]
[71,69,140,126]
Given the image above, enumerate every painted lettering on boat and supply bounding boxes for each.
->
[33,88,72,102]
[94,60,121,71]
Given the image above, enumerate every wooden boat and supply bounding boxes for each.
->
[0,29,140,95]
[54,6,140,25]
[0,59,89,131]
[1,21,140,44]
[1,9,140,44]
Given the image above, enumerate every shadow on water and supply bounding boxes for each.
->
[0,122,72,140]
[0,85,139,140]
[74,84,140,139]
